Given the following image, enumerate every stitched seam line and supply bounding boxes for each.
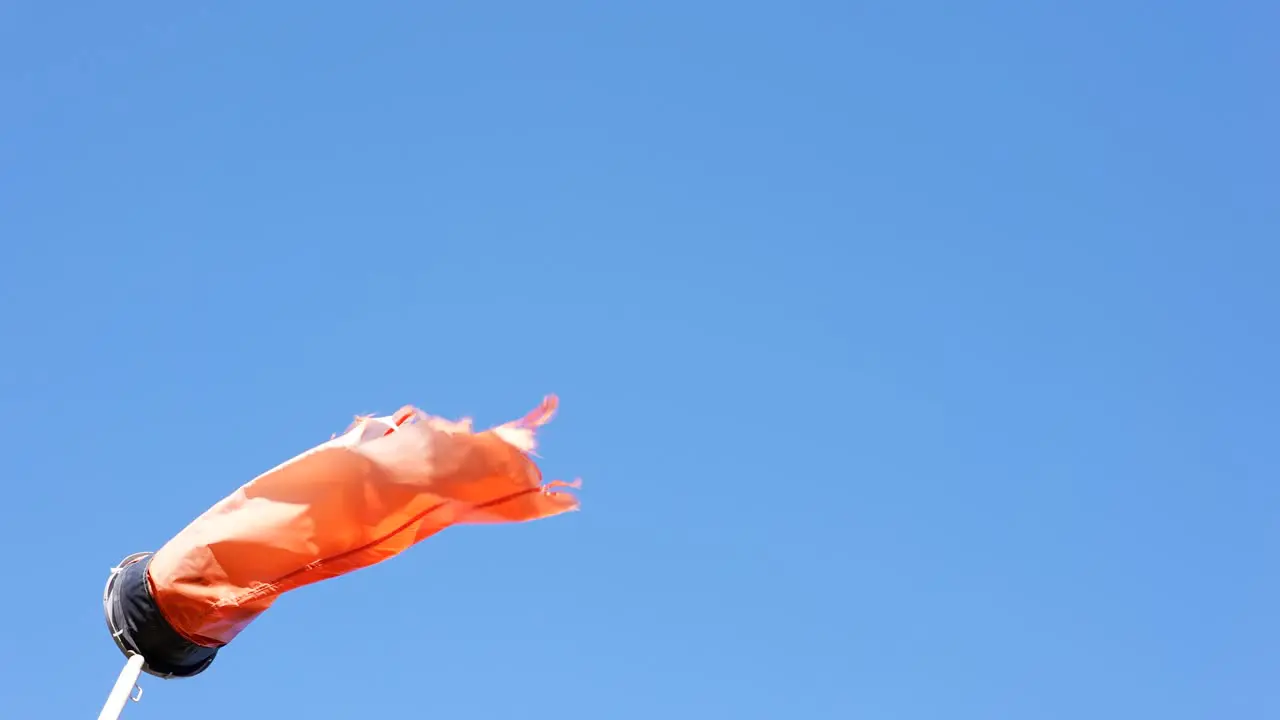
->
[218,486,542,609]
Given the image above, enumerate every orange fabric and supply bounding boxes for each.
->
[147,396,578,647]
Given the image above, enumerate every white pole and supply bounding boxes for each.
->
[97,654,145,720]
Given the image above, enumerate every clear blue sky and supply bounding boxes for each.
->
[1,2,1276,718]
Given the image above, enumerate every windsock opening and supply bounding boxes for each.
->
[103,553,218,679]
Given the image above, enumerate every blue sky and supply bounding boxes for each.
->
[1,2,1276,718]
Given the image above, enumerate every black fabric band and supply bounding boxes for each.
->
[106,555,218,678]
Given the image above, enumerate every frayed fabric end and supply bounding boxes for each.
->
[544,478,583,510]
[493,394,560,455]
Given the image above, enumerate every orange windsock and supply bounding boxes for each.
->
[102,396,578,678]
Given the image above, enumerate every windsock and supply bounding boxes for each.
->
[102,396,578,678]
